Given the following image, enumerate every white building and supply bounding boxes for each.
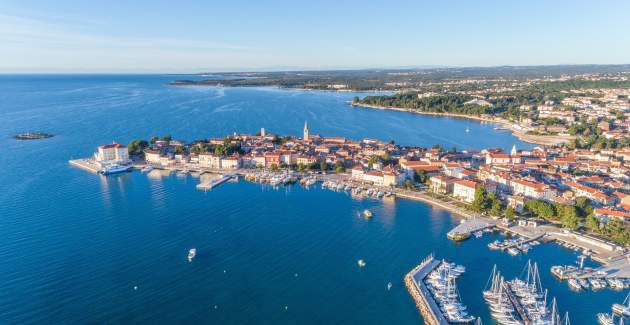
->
[453,179,478,203]
[95,143,129,164]
[198,153,222,169]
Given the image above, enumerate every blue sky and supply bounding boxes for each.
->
[1,0,629,72]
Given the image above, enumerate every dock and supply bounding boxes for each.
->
[447,218,492,241]
[196,174,234,190]
[501,233,546,251]
[69,159,101,173]
[503,282,532,325]
[404,254,449,325]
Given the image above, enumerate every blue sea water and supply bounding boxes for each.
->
[0,75,624,324]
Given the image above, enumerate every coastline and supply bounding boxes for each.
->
[351,103,574,146]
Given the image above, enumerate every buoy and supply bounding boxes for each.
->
[133,286,138,290]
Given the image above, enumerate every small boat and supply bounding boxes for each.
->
[474,231,483,238]
[465,127,470,133]
[141,165,154,173]
[362,209,373,218]
[568,278,582,290]
[188,248,197,262]
[507,247,520,256]
[357,259,366,267]
[387,282,392,290]
[597,312,614,325]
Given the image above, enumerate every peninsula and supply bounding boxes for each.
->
[71,122,630,254]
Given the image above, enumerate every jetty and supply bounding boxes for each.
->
[404,254,449,325]
[502,282,532,325]
[196,174,234,190]
[447,218,492,241]
[69,159,102,173]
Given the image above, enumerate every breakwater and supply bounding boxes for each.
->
[404,254,449,325]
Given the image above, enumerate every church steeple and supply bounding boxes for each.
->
[303,120,309,141]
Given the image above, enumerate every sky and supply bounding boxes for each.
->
[1,0,629,73]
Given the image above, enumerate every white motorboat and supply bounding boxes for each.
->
[188,248,197,262]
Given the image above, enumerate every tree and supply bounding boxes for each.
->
[319,161,328,171]
[560,205,579,230]
[403,180,414,190]
[173,146,186,155]
[367,155,378,169]
[585,214,600,232]
[127,139,149,156]
[190,143,208,154]
[471,186,488,212]
[505,206,517,221]
[270,164,279,171]
[334,161,345,173]
[150,136,159,144]
[414,170,428,184]
[297,163,306,172]
[490,198,503,217]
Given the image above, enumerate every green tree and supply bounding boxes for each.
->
[585,214,600,232]
[560,205,580,230]
[367,156,379,169]
[150,136,159,144]
[270,164,279,171]
[505,206,517,221]
[414,170,428,184]
[334,161,345,173]
[127,139,149,156]
[320,161,328,171]
[490,198,503,217]
[471,186,488,213]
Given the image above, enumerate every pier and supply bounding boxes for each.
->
[500,233,546,251]
[503,282,532,325]
[404,255,449,325]
[447,218,492,241]
[196,174,235,190]
[69,159,102,173]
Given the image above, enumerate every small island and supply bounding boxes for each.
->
[14,132,54,140]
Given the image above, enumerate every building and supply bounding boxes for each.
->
[95,142,129,164]
[221,156,242,169]
[429,175,455,194]
[453,179,478,203]
[144,149,162,164]
[198,153,221,169]
[303,121,310,141]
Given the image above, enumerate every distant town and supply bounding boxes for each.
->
[173,66,630,147]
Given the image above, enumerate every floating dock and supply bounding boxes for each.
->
[69,159,101,173]
[196,174,234,190]
[447,218,492,241]
[404,255,449,325]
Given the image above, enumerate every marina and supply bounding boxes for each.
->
[483,262,568,325]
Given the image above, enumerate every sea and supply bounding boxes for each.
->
[0,74,624,324]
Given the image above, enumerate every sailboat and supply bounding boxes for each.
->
[612,291,630,317]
